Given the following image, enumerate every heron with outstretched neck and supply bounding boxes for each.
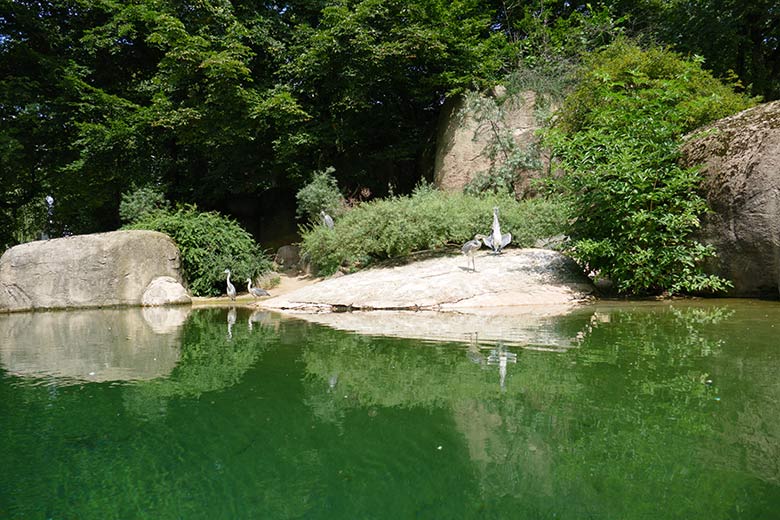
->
[482,207,511,254]
[246,278,270,298]
[224,269,236,301]
[461,234,486,271]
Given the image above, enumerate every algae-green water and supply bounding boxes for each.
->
[1,301,779,519]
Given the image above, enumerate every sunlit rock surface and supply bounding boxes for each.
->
[0,230,191,312]
[260,248,593,312]
[681,101,780,298]
[142,275,191,307]
[0,307,187,383]
[434,89,555,198]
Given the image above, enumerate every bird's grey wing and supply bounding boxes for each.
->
[482,235,494,248]
[500,232,512,249]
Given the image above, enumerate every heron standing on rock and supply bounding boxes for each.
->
[246,278,270,298]
[483,207,511,254]
[224,268,236,301]
[461,234,486,271]
[320,210,334,229]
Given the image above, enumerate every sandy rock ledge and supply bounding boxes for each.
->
[259,248,593,312]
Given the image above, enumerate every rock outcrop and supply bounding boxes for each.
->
[260,248,593,312]
[0,230,191,312]
[681,101,780,298]
[141,276,191,307]
[434,89,553,197]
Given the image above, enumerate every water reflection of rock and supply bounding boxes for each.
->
[288,305,583,350]
[0,307,189,384]
[248,310,278,333]
[141,305,191,334]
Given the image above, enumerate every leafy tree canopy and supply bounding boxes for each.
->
[1,0,776,252]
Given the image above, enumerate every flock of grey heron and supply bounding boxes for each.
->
[222,206,510,298]
[222,268,270,301]
[461,206,512,271]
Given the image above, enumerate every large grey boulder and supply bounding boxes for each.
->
[681,101,780,298]
[0,230,191,312]
[141,276,191,307]
[260,248,593,312]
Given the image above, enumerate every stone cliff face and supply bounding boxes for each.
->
[433,89,553,198]
[681,101,780,298]
[0,230,191,312]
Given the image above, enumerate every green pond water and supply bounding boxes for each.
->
[1,301,779,519]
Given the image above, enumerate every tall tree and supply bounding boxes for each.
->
[1,0,512,246]
[278,0,510,193]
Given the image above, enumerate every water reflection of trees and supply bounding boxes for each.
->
[125,308,278,419]
[4,303,779,518]
[299,302,779,518]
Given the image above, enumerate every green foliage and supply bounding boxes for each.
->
[300,185,571,275]
[607,0,779,100]
[2,0,776,245]
[460,3,625,198]
[124,205,272,297]
[278,0,512,192]
[131,308,271,402]
[0,0,516,240]
[294,167,345,222]
[544,40,757,295]
[461,91,543,196]
[119,185,170,224]
[510,3,622,75]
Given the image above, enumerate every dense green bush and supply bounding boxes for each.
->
[124,205,272,297]
[543,40,757,295]
[299,185,571,275]
[295,167,345,223]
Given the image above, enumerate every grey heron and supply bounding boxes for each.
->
[224,269,236,300]
[482,207,511,254]
[461,234,487,271]
[320,210,334,229]
[246,278,270,298]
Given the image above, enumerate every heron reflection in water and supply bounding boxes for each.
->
[327,373,339,392]
[227,307,237,339]
[248,310,274,332]
[466,332,485,365]
[487,343,517,391]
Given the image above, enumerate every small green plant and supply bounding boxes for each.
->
[543,39,757,295]
[299,185,571,275]
[119,185,170,224]
[124,204,272,296]
[295,167,345,222]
